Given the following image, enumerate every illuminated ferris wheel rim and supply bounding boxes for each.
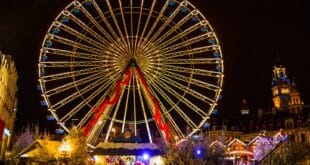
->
[38,0,224,144]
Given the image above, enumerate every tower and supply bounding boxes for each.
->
[271,65,291,111]
[288,80,303,114]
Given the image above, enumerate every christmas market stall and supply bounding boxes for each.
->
[93,142,163,165]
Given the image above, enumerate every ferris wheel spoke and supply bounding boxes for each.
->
[157,58,222,65]
[136,0,156,51]
[63,70,122,125]
[121,77,132,133]
[156,23,203,50]
[139,4,191,56]
[162,45,220,59]
[157,72,215,105]
[145,71,207,117]
[152,11,193,48]
[161,69,221,92]
[40,61,105,68]
[146,3,181,47]
[39,66,103,82]
[118,0,132,54]
[132,0,139,52]
[87,105,114,144]
[62,10,109,45]
[54,21,109,51]
[148,85,185,139]
[105,86,126,142]
[58,73,121,121]
[146,77,198,130]
[47,34,103,55]
[146,73,209,117]
[43,71,103,97]
[42,48,102,61]
[138,0,169,50]
[73,1,118,45]
[49,75,113,111]
[136,76,153,143]
[92,1,123,43]
[160,32,216,54]
[132,70,137,136]
[164,65,222,78]
[137,1,169,52]
[105,0,130,50]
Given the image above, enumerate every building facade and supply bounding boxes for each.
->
[206,64,310,163]
[0,52,18,160]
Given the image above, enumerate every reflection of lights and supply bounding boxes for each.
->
[21,154,28,157]
[94,156,99,162]
[112,128,115,132]
[4,128,11,136]
[194,147,203,157]
[152,156,163,165]
[174,135,179,140]
[142,153,150,160]
[59,140,72,158]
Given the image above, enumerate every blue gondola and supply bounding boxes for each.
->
[213,52,220,58]
[41,55,48,62]
[203,122,210,128]
[208,39,216,45]
[51,28,60,35]
[61,17,70,23]
[56,128,65,134]
[40,100,47,106]
[191,17,199,22]
[200,27,208,32]
[72,8,80,14]
[211,109,218,115]
[85,1,92,6]
[44,41,52,48]
[181,7,188,13]
[218,95,223,100]
[37,85,42,91]
[216,65,222,72]
[47,115,55,121]
[169,0,175,6]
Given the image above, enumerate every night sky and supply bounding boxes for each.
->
[0,0,309,132]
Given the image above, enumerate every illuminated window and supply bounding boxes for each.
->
[273,89,278,96]
[281,88,290,94]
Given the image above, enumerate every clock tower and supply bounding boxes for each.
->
[271,65,291,111]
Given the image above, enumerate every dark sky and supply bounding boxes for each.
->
[0,0,309,132]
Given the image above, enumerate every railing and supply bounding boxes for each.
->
[258,119,310,165]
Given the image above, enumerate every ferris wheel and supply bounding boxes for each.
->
[38,0,223,145]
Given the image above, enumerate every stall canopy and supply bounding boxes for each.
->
[94,143,162,156]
